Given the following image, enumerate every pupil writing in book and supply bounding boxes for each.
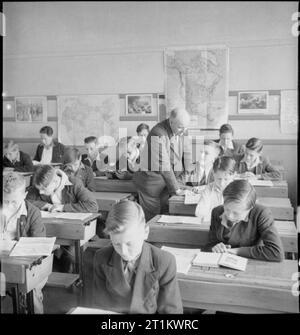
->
[235,137,281,180]
[26,165,98,273]
[205,179,284,262]
[194,156,236,222]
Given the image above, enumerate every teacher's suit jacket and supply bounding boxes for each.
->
[92,242,183,314]
[133,119,189,220]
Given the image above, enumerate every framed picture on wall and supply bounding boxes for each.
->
[15,96,47,122]
[125,94,154,116]
[238,91,269,114]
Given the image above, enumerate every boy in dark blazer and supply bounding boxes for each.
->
[26,165,98,272]
[92,200,183,314]
[235,137,281,180]
[26,165,98,213]
[2,172,46,313]
[3,141,34,172]
[216,123,243,157]
[33,126,65,164]
[205,179,284,262]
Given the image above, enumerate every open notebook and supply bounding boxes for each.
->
[161,246,200,275]
[9,237,56,257]
[192,252,248,271]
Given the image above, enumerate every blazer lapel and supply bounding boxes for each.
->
[104,250,132,297]
[130,243,158,313]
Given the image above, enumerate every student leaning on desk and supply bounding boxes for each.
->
[25,165,98,272]
[235,137,281,180]
[1,172,46,313]
[3,140,34,172]
[92,200,183,314]
[204,179,284,262]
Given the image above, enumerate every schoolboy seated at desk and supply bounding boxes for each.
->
[26,165,98,213]
[185,140,221,186]
[2,140,34,172]
[216,123,243,157]
[105,137,140,180]
[82,136,109,176]
[235,137,281,180]
[63,147,96,192]
[1,172,46,313]
[205,179,284,262]
[92,200,183,314]
[26,165,98,272]
[33,126,65,165]
[194,156,236,222]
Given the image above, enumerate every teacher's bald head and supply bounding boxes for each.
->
[169,108,190,135]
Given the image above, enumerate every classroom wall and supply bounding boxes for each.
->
[2,1,298,207]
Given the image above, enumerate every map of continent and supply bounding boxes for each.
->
[165,47,229,129]
[57,95,120,145]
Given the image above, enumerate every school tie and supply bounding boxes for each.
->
[226,220,234,229]
[123,260,136,286]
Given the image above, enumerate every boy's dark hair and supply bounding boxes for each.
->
[223,179,256,210]
[63,147,81,164]
[212,156,236,174]
[219,124,234,135]
[245,137,263,153]
[40,126,53,136]
[136,123,150,134]
[84,136,97,144]
[33,165,56,188]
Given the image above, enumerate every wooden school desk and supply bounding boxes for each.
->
[1,254,53,314]
[93,192,133,211]
[147,215,298,254]
[94,177,136,193]
[253,180,288,198]
[42,213,100,289]
[168,196,294,220]
[178,259,299,313]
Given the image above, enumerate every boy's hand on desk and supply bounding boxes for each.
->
[49,204,64,212]
[212,243,231,253]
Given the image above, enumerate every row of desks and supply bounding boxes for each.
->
[94,177,289,198]
[169,196,294,221]
[84,237,299,314]
[147,215,298,253]
[2,211,297,314]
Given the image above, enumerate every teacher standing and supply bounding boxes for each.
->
[133,108,191,221]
